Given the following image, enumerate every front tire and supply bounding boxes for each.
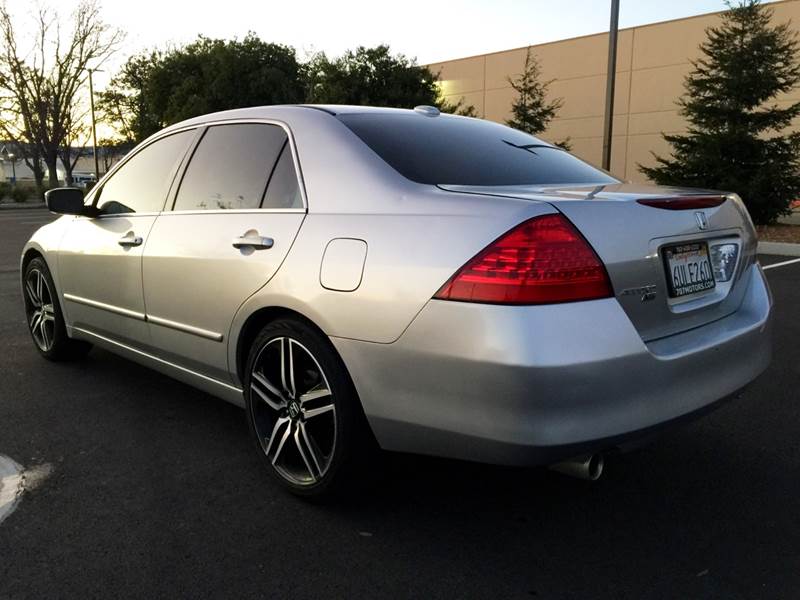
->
[22,257,91,361]
[244,317,372,498]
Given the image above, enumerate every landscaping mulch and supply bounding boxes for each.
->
[756,223,800,244]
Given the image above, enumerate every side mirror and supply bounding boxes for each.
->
[45,187,95,216]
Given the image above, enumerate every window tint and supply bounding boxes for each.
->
[174,124,287,211]
[98,130,195,215]
[262,143,303,209]
[338,113,618,186]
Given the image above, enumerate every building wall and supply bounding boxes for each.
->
[0,153,123,183]
[429,0,800,183]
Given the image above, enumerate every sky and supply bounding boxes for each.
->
[97,0,775,66]
[1,0,783,138]
[94,0,776,64]
[6,0,781,89]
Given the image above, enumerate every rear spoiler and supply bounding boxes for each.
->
[636,196,727,210]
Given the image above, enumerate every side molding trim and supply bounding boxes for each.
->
[64,293,224,342]
[148,315,224,342]
[64,293,146,321]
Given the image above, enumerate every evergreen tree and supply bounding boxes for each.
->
[506,47,570,149]
[640,0,800,224]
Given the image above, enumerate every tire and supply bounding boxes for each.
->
[22,257,92,361]
[244,317,374,498]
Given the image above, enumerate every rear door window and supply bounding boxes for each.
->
[262,143,303,209]
[174,124,288,211]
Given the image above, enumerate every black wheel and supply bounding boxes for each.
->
[22,257,92,361]
[244,317,373,498]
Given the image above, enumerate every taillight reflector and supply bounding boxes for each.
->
[636,196,726,210]
[434,214,613,305]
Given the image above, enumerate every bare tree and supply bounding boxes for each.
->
[0,1,122,190]
[58,107,91,185]
[97,137,134,173]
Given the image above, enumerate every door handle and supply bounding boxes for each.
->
[232,235,274,250]
[118,233,143,247]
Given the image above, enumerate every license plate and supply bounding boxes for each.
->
[662,242,716,298]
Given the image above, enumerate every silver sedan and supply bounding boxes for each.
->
[22,105,772,496]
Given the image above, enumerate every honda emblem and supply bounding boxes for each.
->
[695,211,708,230]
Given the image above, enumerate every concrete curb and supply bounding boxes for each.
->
[758,241,800,257]
[0,202,45,211]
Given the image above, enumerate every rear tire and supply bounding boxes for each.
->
[244,317,374,498]
[22,257,92,361]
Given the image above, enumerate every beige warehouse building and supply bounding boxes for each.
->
[429,0,800,183]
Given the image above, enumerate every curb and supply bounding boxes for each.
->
[758,241,800,257]
[0,202,46,211]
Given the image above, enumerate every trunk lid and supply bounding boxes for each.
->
[439,183,758,341]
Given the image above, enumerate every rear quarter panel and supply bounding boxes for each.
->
[227,189,554,385]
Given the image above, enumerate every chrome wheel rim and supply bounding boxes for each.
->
[250,337,336,486]
[24,269,56,352]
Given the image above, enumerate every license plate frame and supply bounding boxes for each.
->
[662,242,716,299]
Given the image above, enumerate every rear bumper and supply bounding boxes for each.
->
[332,263,773,466]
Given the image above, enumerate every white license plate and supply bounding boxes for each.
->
[662,242,716,298]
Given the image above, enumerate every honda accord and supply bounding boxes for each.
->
[22,105,772,496]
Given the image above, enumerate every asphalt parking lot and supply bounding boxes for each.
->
[0,208,798,599]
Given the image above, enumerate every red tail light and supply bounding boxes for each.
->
[434,214,613,305]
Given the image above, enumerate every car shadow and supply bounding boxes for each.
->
[17,344,798,599]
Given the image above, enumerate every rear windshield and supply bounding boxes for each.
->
[338,113,618,186]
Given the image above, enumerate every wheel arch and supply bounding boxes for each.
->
[21,245,75,335]
[21,246,46,273]
[20,246,52,297]
[234,305,331,385]
[234,303,380,465]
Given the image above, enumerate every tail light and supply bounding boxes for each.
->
[434,213,613,305]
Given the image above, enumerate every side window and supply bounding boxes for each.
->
[97,130,195,215]
[263,143,303,209]
[173,124,287,211]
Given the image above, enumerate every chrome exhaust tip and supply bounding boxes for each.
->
[548,454,604,481]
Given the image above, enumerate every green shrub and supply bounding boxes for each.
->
[11,186,28,203]
[0,181,10,200]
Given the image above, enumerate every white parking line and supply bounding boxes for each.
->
[0,455,23,525]
[763,257,800,270]
[0,457,53,526]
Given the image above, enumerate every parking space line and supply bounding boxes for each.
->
[0,455,23,525]
[763,257,800,270]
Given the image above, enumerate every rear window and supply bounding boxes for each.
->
[338,113,618,187]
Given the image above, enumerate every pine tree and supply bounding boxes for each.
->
[640,0,800,224]
[506,47,570,149]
